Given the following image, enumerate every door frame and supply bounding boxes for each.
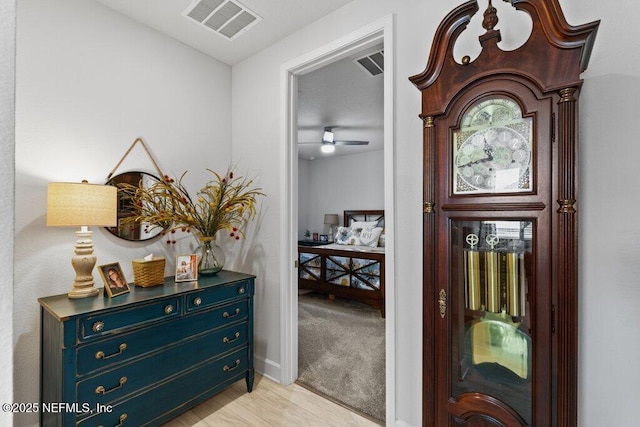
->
[278,14,396,422]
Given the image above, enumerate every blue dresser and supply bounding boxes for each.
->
[39,270,255,426]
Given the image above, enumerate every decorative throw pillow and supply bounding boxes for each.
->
[359,227,384,247]
[335,226,355,245]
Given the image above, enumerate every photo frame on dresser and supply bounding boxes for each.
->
[99,262,130,297]
[175,254,198,282]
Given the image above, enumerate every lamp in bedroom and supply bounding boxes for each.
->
[47,180,117,298]
[324,214,339,242]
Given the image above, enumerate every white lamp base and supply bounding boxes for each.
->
[68,229,100,298]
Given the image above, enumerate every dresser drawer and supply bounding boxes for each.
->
[77,348,248,426]
[77,322,248,407]
[187,280,250,312]
[77,299,249,375]
[79,297,180,341]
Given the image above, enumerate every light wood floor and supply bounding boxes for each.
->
[163,374,382,427]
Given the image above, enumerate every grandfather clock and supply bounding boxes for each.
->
[409,1,598,426]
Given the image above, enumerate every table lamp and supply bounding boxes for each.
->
[324,214,339,242]
[47,181,117,298]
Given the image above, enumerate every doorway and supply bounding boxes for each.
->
[279,14,396,423]
[296,46,385,421]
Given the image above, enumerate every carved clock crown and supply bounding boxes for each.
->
[409,0,600,116]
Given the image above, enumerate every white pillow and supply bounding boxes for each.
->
[349,220,379,232]
[359,227,384,247]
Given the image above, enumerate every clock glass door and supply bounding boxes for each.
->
[448,218,534,425]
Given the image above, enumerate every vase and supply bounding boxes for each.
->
[196,236,225,275]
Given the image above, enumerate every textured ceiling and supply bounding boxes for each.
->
[297,47,384,161]
[95,0,355,65]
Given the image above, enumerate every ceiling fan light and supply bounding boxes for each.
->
[322,129,334,143]
[321,143,335,153]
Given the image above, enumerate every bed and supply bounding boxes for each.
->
[298,210,385,317]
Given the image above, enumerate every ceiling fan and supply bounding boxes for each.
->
[299,127,369,153]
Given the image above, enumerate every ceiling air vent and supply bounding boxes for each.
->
[354,50,384,76]
[183,0,262,41]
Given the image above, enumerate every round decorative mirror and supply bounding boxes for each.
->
[105,171,168,241]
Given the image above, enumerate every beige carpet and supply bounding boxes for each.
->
[297,291,385,422]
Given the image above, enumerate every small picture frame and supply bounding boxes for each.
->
[99,262,130,298]
[320,234,329,243]
[175,254,198,282]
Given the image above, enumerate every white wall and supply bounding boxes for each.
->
[298,150,384,238]
[0,0,15,425]
[15,0,232,425]
[233,0,639,425]
[568,2,640,424]
[298,158,313,238]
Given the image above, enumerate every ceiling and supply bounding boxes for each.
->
[297,47,384,160]
[95,0,355,65]
[94,0,382,160]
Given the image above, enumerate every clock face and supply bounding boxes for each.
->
[453,97,533,194]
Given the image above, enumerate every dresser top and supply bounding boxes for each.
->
[38,270,255,320]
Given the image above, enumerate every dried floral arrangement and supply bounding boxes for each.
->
[118,167,265,243]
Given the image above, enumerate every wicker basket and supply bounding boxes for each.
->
[131,257,166,287]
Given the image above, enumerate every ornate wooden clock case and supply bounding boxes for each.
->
[409,1,599,426]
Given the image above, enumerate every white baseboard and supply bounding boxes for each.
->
[254,355,281,383]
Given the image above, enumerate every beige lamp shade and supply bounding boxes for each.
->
[47,181,117,227]
[324,214,339,226]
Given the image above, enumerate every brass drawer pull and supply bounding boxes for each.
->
[223,359,241,372]
[223,332,241,344]
[164,304,174,314]
[92,321,105,333]
[237,287,245,294]
[193,297,202,306]
[98,413,127,427]
[95,343,127,360]
[116,414,128,427]
[95,377,127,395]
[223,308,241,319]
